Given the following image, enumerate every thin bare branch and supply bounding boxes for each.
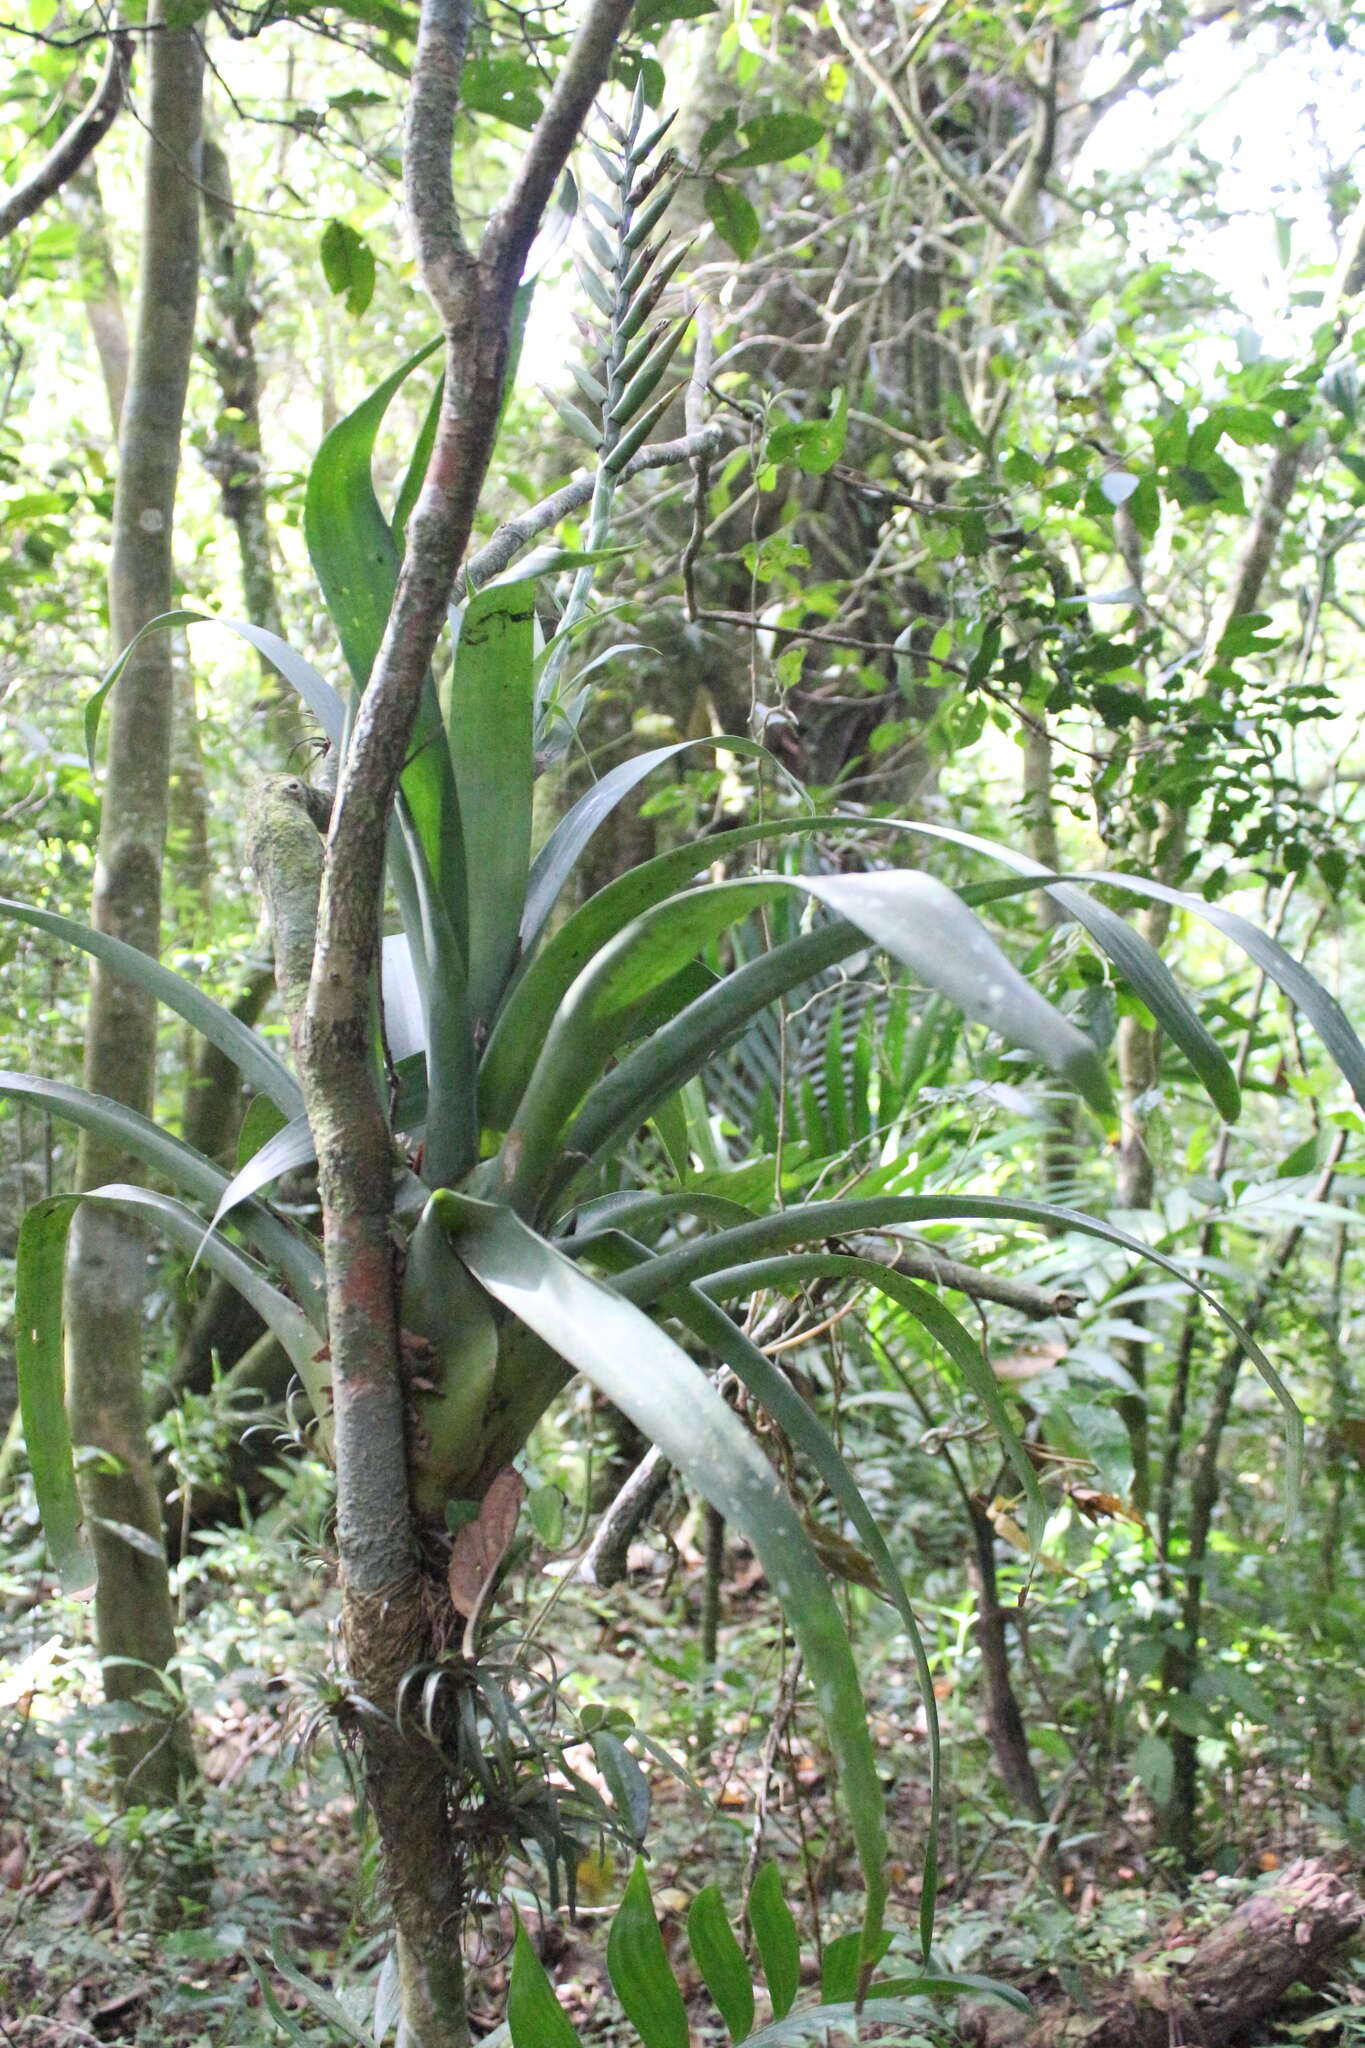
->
[0,31,131,241]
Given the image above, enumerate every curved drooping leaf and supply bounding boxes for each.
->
[499,873,1110,1212]
[84,609,346,771]
[0,1072,323,1322]
[17,1184,329,1580]
[693,1253,1046,1554]
[15,1201,91,1591]
[669,1283,940,1964]
[433,1192,890,1965]
[483,814,861,1122]
[0,899,304,1120]
[882,817,1365,1118]
[522,736,810,954]
[561,922,866,1191]
[615,1192,1303,1514]
[192,1111,318,1274]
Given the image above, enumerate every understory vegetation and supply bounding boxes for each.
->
[0,0,1363,2041]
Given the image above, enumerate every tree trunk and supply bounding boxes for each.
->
[964,1860,1363,2048]
[65,1,204,1809]
[199,129,299,755]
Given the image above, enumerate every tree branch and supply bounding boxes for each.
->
[300,0,639,1612]
[0,31,131,242]
[455,423,724,595]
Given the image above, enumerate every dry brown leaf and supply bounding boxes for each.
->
[448,1468,525,1617]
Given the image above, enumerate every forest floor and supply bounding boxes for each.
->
[1,1507,1361,2048]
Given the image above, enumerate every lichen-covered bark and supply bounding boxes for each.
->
[65,1,204,1808]
[200,132,298,753]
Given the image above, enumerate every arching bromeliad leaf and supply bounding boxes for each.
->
[0,902,303,1120]
[433,1192,890,1969]
[84,610,346,771]
[0,1072,323,1322]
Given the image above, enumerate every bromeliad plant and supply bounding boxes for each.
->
[9,51,1365,2048]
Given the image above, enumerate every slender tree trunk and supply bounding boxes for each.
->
[65,2,204,1808]
[199,129,299,754]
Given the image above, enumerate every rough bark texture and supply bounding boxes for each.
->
[65,4,204,1808]
[200,132,298,753]
[284,2,633,2036]
[964,1860,1363,2048]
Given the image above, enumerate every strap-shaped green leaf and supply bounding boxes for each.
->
[486,814,859,1124]
[0,1071,323,1323]
[18,1183,329,1584]
[606,1859,690,2048]
[561,924,865,1194]
[876,819,1258,1121]
[749,1864,800,2020]
[0,900,303,1119]
[616,1192,1303,1519]
[688,1885,755,2043]
[444,576,536,1027]
[508,1924,584,2048]
[434,1194,890,1960]
[85,609,346,769]
[15,1201,90,1590]
[694,1255,1046,1556]
[521,738,810,956]
[498,873,1111,1215]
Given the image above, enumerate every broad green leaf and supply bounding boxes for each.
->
[18,1183,328,1583]
[749,1864,800,2020]
[721,111,824,168]
[237,1092,288,1168]
[704,176,760,258]
[0,898,303,1120]
[320,218,376,315]
[819,1932,864,2006]
[1133,1731,1174,1806]
[592,1729,651,1843]
[86,1185,327,1414]
[435,1196,890,1955]
[563,923,865,1190]
[606,1859,690,2048]
[508,1924,584,2048]
[766,388,849,477]
[15,1201,90,1589]
[0,1072,323,1324]
[688,1885,755,2043]
[488,813,855,1126]
[304,337,441,692]
[444,576,536,1027]
[463,54,543,128]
